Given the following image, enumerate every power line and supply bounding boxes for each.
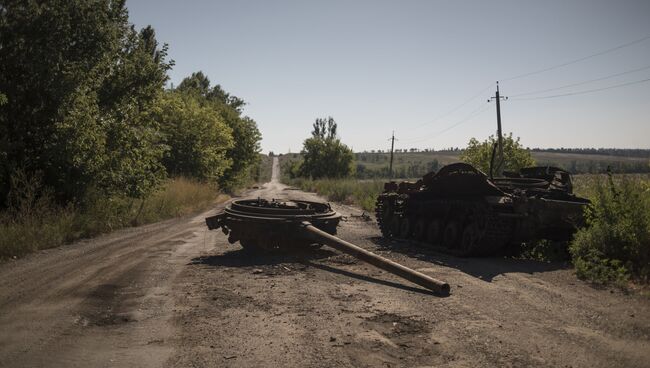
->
[510,64,650,97]
[403,103,491,145]
[502,34,650,82]
[395,34,650,147]
[411,82,493,130]
[510,77,650,100]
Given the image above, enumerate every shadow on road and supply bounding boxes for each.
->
[190,248,336,267]
[191,247,445,296]
[305,261,444,297]
[369,236,570,282]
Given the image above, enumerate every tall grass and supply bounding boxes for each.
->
[0,177,224,260]
[288,178,384,212]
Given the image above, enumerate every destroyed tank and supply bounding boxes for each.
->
[375,163,590,256]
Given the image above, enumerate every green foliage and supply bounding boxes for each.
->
[288,178,384,212]
[177,71,245,111]
[0,3,263,259]
[173,72,261,190]
[299,117,354,179]
[156,92,233,181]
[518,239,570,262]
[460,133,535,174]
[218,113,262,189]
[0,0,171,202]
[570,175,650,284]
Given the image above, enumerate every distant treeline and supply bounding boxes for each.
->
[358,148,461,153]
[531,148,650,158]
[534,158,650,174]
[358,147,650,157]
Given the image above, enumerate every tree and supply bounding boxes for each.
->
[177,71,211,96]
[215,109,261,189]
[175,72,261,189]
[0,0,172,203]
[156,91,233,181]
[460,133,535,175]
[299,117,354,179]
[177,72,245,112]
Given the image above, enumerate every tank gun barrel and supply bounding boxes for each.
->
[301,222,450,294]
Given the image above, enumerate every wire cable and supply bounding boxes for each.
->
[403,103,492,144]
[411,82,494,130]
[502,34,650,82]
[510,64,650,97]
[510,77,650,100]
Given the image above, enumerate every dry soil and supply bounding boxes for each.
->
[0,158,648,368]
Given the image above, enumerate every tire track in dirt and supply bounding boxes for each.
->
[0,206,226,368]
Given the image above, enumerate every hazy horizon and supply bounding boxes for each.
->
[127,0,650,154]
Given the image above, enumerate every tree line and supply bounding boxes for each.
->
[531,148,650,158]
[0,0,261,209]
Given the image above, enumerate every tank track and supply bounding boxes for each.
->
[374,194,391,236]
[375,193,514,256]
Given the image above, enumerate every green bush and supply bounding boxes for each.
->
[570,175,650,284]
[460,133,535,175]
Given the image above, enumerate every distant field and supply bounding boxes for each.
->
[279,149,649,179]
[357,150,649,178]
[530,151,649,173]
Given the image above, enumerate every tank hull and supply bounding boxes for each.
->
[375,163,589,256]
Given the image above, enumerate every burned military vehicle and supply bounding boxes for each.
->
[375,163,590,256]
[206,198,450,294]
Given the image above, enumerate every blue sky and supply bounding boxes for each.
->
[127,0,650,154]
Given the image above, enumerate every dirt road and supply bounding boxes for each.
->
[1,157,649,368]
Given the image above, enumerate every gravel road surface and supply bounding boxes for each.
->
[1,157,648,368]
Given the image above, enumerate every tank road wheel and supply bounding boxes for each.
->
[399,218,412,239]
[389,216,401,238]
[412,219,427,241]
[426,219,442,245]
[459,222,482,256]
[442,220,461,249]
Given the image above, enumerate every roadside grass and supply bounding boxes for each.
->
[287,177,384,212]
[0,177,224,260]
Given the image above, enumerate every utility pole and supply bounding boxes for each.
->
[388,131,397,178]
[488,81,508,176]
